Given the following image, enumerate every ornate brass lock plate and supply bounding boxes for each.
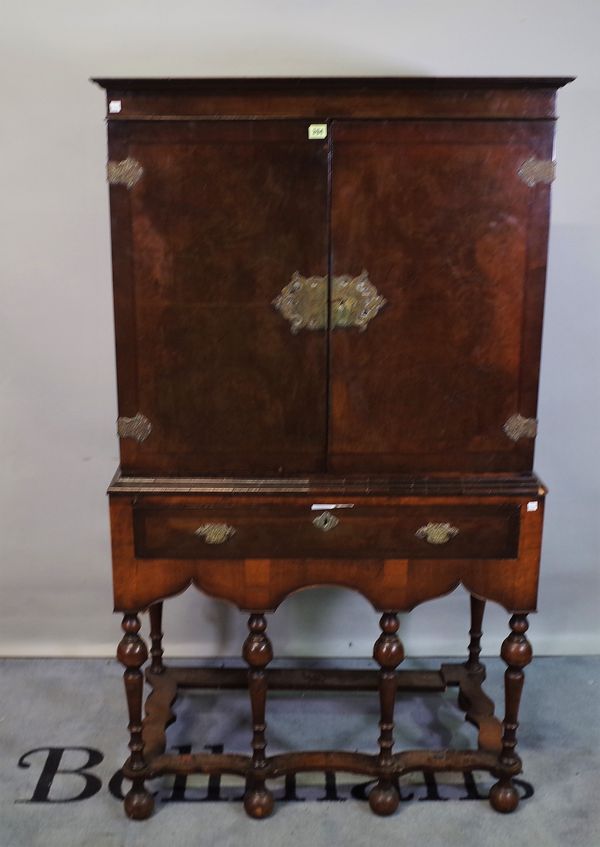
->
[273,271,386,332]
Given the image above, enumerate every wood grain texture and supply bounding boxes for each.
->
[109,120,329,475]
[106,118,555,475]
[328,120,554,473]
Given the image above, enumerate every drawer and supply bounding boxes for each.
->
[133,503,520,560]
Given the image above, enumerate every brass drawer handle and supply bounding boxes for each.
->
[312,511,339,532]
[416,522,459,545]
[195,523,236,545]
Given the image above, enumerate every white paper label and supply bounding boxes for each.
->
[109,99,122,114]
[308,123,327,140]
[310,503,354,510]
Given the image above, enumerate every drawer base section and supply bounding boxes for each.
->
[109,481,544,613]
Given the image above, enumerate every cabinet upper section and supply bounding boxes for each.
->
[93,76,573,121]
[97,78,571,477]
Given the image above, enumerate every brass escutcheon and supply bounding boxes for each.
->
[312,511,339,532]
[415,522,459,545]
[272,271,387,333]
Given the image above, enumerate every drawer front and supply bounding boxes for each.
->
[133,503,520,560]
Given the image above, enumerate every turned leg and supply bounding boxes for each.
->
[149,602,165,674]
[458,595,487,711]
[369,612,404,816]
[242,613,274,818]
[489,614,532,814]
[465,595,486,675]
[117,613,154,819]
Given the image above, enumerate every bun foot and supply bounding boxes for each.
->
[124,782,154,820]
[244,785,274,819]
[489,778,520,813]
[368,781,400,816]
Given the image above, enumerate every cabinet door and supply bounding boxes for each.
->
[109,121,329,475]
[328,120,554,473]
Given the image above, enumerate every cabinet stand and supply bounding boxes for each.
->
[117,600,530,819]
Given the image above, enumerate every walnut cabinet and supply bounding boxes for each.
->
[94,77,571,820]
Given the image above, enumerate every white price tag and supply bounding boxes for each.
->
[308,123,327,140]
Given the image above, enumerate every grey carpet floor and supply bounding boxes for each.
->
[0,656,598,847]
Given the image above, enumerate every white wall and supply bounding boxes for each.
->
[1,0,598,658]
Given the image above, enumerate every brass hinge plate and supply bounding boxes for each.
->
[503,414,538,442]
[107,157,144,189]
[117,413,152,444]
[517,157,556,187]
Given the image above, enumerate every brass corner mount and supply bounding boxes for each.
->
[503,414,538,442]
[117,412,152,444]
